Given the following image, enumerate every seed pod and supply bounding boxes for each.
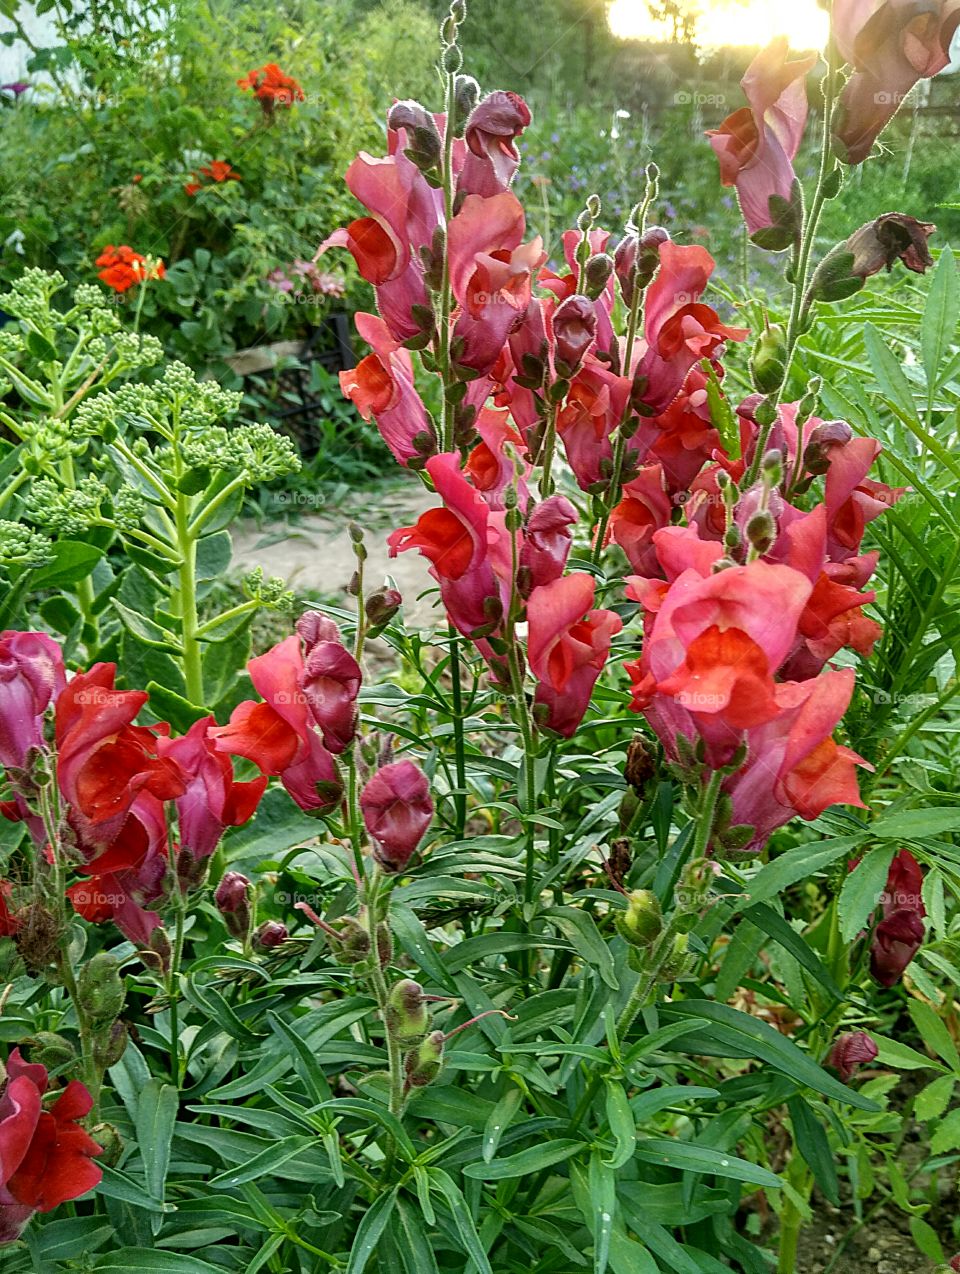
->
[745,510,777,556]
[94,1019,128,1069]
[90,1122,123,1168]
[77,953,125,1026]
[214,872,252,941]
[404,1030,445,1088]
[385,980,429,1045]
[624,735,655,795]
[26,1031,75,1071]
[658,933,694,982]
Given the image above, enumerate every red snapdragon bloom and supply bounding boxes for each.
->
[607,464,674,576]
[389,453,505,640]
[870,849,926,986]
[95,245,165,293]
[707,39,816,239]
[527,573,623,738]
[0,1049,101,1244]
[360,761,434,871]
[0,630,65,770]
[237,63,304,112]
[157,717,266,862]
[209,632,344,815]
[339,313,436,467]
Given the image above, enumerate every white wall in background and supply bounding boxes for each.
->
[0,3,59,86]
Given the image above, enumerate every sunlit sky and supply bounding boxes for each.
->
[608,0,830,50]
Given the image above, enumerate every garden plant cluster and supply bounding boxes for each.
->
[0,0,959,1272]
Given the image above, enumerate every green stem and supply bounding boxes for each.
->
[364,871,405,1119]
[167,889,187,1086]
[436,61,458,454]
[744,45,838,487]
[173,465,203,703]
[195,598,259,638]
[537,401,561,499]
[448,626,468,838]
[692,769,724,858]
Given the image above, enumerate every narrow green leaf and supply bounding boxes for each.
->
[482,1086,523,1163]
[545,906,619,989]
[463,1138,583,1180]
[908,999,960,1073]
[635,1137,781,1189]
[873,807,960,838]
[915,1074,955,1121]
[93,1254,224,1273]
[589,1152,617,1274]
[736,837,863,911]
[838,847,896,942]
[921,247,958,393]
[428,1169,493,1274]
[871,1032,948,1073]
[346,1189,397,1274]
[208,1135,315,1187]
[603,1081,636,1170]
[788,1097,838,1205]
[135,1080,178,1205]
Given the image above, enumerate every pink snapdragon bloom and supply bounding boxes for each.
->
[360,760,434,871]
[518,496,579,593]
[707,39,817,239]
[607,464,674,575]
[634,242,748,414]
[339,313,437,467]
[0,631,65,770]
[296,612,362,754]
[833,0,960,164]
[527,574,623,738]
[458,91,531,197]
[447,192,545,374]
[463,408,530,510]
[556,357,633,491]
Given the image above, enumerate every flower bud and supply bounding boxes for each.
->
[749,323,787,395]
[583,252,614,301]
[360,761,434,872]
[385,979,430,1045]
[296,610,341,652]
[625,736,655,796]
[404,1030,445,1088]
[215,871,252,941]
[365,586,402,635]
[826,1031,878,1082]
[76,953,125,1027]
[745,510,776,556]
[613,233,637,304]
[616,889,663,948]
[452,74,480,135]
[376,921,394,969]
[552,294,596,378]
[387,100,442,174]
[177,845,209,894]
[253,920,288,951]
[811,213,936,304]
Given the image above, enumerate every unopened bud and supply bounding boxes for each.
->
[616,889,663,948]
[387,100,442,173]
[749,323,787,395]
[753,398,777,429]
[552,294,597,377]
[377,921,393,969]
[215,872,252,941]
[586,193,601,219]
[745,510,776,555]
[583,252,614,301]
[76,953,125,1026]
[335,916,371,964]
[404,1030,445,1088]
[442,42,463,73]
[385,979,429,1044]
[253,920,288,951]
[365,586,402,635]
[804,419,853,475]
[761,449,782,483]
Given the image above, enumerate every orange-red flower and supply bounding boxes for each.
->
[95,245,165,294]
[185,161,242,196]
[237,63,304,112]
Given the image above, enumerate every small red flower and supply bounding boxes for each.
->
[237,63,304,113]
[186,161,242,196]
[95,245,165,294]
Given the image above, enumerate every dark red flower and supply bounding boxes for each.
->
[827,1031,879,1081]
[360,761,434,871]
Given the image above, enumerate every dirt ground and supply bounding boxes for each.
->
[796,1210,941,1273]
[233,482,439,626]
